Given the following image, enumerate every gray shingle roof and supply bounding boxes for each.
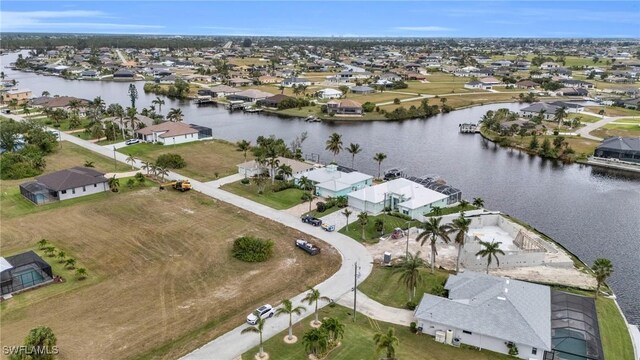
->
[597,137,640,152]
[415,272,551,350]
[34,167,107,191]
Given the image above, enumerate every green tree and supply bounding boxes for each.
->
[338,85,349,98]
[342,208,352,231]
[64,258,76,269]
[373,152,387,179]
[357,211,369,240]
[374,218,384,235]
[278,163,293,180]
[152,96,165,115]
[346,143,362,169]
[57,250,66,263]
[302,287,331,325]
[394,251,426,301]
[241,317,268,359]
[11,326,57,360]
[167,107,184,122]
[541,137,552,156]
[320,317,345,343]
[108,175,120,192]
[128,83,138,108]
[236,139,252,164]
[449,215,472,273]
[592,258,613,298]
[374,327,399,360]
[554,106,567,129]
[529,135,539,150]
[275,299,307,341]
[475,240,506,274]
[125,153,136,170]
[325,132,343,162]
[416,217,451,273]
[472,197,484,208]
[37,238,49,249]
[76,267,87,280]
[252,174,268,194]
[156,167,169,182]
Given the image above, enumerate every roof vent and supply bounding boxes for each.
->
[497,296,506,301]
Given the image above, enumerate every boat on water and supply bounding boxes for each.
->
[459,122,479,133]
[305,115,321,123]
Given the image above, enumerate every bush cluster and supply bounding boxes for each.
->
[232,236,274,262]
[156,153,186,169]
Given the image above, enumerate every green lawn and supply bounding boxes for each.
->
[586,106,640,117]
[221,180,306,210]
[358,266,450,308]
[305,204,343,219]
[338,214,413,244]
[568,112,601,124]
[596,297,635,360]
[241,305,512,360]
[590,123,640,138]
[613,118,640,124]
[425,204,477,216]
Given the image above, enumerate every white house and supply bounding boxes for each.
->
[135,122,201,145]
[281,77,311,87]
[316,88,343,99]
[414,272,552,360]
[294,164,373,198]
[19,167,109,204]
[347,178,449,221]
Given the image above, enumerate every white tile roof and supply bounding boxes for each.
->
[348,178,447,210]
[295,167,372,186]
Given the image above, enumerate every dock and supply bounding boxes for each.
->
[459,123,479,133]
[243,107,263,113]
[585,157,640,173]
[225,100,247,111]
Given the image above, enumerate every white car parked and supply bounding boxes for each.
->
[125,138,140,145]
[246,304,275,325]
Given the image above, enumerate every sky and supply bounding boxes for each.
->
[1,1,639,38]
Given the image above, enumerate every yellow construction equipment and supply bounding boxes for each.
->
[159,179,192,192]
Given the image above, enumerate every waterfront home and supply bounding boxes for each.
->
[135,122,211,145]
[30,96,90,115]
[228,78,253,87]
[622,98,640,109]
[281,77,311,87]
[594,137,640,163]
[2,89,32,105]
[113,69,136,79]
[294,164,373,198]
[519,102,563,120]
[335,99,363,115]
[226,89,274,103]
[555,87,589,97]
[1,251,53,296]
[347,178,448,221]
[350,85,375,95]
[20,167,109,205]
[316,88,343,99]
[209,84,240,97]
[515,80,539,89]
[237,157,314,179]
[79,70,99,79]
[258,94,293,108]
[559,79,594,89]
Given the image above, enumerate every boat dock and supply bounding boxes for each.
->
[459,123,479,133]
[225,100,247,111]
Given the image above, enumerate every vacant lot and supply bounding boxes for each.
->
[590,123,640,138]
[221,180,306,210]
[0,189,340,360]
[241,305,512,360]
[123,140,247,181]
[586,106,640,117]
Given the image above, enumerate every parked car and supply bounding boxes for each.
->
[246,304,275,325]
[321,223,335,232]
[301,215,322,226]
[295,239,320,255]
[125,138,140,145]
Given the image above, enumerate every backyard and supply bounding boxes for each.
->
[0,188,341,360]
[122,139,247,181]
[241,305,512,360]
[338,214,414,244]
[221,180,306,210]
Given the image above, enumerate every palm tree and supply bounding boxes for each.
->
[357,211,369,240]
[41,90,50,97]
[278,164,293,181]
[167,108,184,122]
[394,251,426,301]
[459,199,469,209]
[241,317,268,359]
[236,139,251,163]
[110,104,126,138]
[475,240,505,274]
[325,132,343,162]
[278,85,285,94]
[373,152,387,179]
[374,327,399,360]
[449,215,472,273]
[302,192,316,213]
[592,258,613,298]
[37,239,49,249]
[302,328,329,356]
[152,96,165,114]
[128,83,138,108]
[346,143,362,169]
[320,317,345,343]
[8,99,18,110]
[57,250,66,263]
[252,174,268,194]
[22,104,31,118]
[141,161,151,175]
[416,217,451,273]
[125,154,136,170]
[157,167,169,182]
[125,106,138,131]
[554,106,568,129]
[150,163,159,179]
[342,208,352,231]
[472,197,484,208]
[266,157,280,184]
[275,299,307,341]
[108,176,120,192]
[302,287,331,325]
[65,258,76,269]
[76,267,88,280]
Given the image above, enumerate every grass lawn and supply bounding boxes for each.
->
[358,266,450,308]
[241,305,512,360]
[425,203,477,216]
[613,117,640,124]
[348,92,416,104]
[405,81,471,95]
[339,214,413,244]
[484,129,600,159]
[221,180,306,210]
[226,57,269,67]
[305,205,343,219]
[590,123,640,138]
[0,186,341,360]
[586,106,640,117]
[123,139,247,181]
[382,93,520,112]
[595,297,635,360]
[568,112,601,123]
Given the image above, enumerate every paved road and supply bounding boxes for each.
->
[575,113,640,141]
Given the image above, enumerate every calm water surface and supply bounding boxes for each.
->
[3,53,639,323]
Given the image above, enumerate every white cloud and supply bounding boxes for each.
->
[0,10,163,31]
[394,26,454,32]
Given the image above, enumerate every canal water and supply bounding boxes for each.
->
[3,53,639,324]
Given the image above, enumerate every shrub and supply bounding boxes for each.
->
[240,178,250,185]
[272,181,293,192]
[316,201,326,213]
[335,196,348,208]
[156,153,186,169]
[389,211,412,221]
[393,98,401,105]
[406,301,417,310]
[362,102,376,112]
[232,236,274,262]
[410,322,418,333]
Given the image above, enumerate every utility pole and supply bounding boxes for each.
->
[353,261,357,322]
[113,146,117,171]
[405,220,412,259]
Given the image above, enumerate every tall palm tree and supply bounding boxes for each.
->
[449,215,472,273]
[150,164,159,179]
[373,152,387,179]
[346,143,362,169]
[110,104,126,138]
[157,167,169,182]
[302,287,330,325]
[394,251,426,301]
[236,139,251,163]
[152,96,165,114]
[554,106,567,129]
[278,85,285,94]
[475,240,505,274]
[125,154,136,170]
[459,199,469,209]
[278,164,293,181]
[108,176,120,192]
[325,133,343,162]
[342,208,352,231]
[167,107,184,122]
[241,317,267,358]
[374,327,399,360]
[266,157,280,184]
[416,217,451,273]
[357,211,369,240]
[252,174,268,194]
[141,161,151,175]
[128,83,138,108]
[302,192,316,213]
[472,197,484,208]
[275,299,306,341]
[592,258,613,298]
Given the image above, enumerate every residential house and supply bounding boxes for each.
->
[228,78,253,87]
[316,88,343,99]
[335,99,363,115]
[1,251,53,296]
[209,85,240,97]
[19,167,109,204]
[281,77,311,87]
[594,137,640,163]
[622,98,640,109]
[559,79,594,89]
[259,94,293,108]
[294,164,373,198]
[347,178,449,221]
[2,89,32,105]
[258,75,282,84]
[237,156,314,179]
[519,102,563,120]
[227,89,274,103]
[540,62,561,70]
[515,80,539,89]
[79,70,99,79]
[555,88,589,97]
[135,122,211,145]
[113,69,136,79]
[350,86,375,95]
[464,81,485,90]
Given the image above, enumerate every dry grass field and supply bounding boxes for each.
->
[0,189,341,360]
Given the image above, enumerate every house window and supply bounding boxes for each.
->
[402,210,409,215]
[61,190,67,194]
[83,186,86,192]
[185,135,187,138]
[72,189,76,194]
[532,348,537,355]
[94,184,97,187]
[462,330,472,335]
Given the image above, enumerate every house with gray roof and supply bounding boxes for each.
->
[519,102,563,120]
[20,167,109,205]
[595,137,640,163]
[414,272,552,359]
